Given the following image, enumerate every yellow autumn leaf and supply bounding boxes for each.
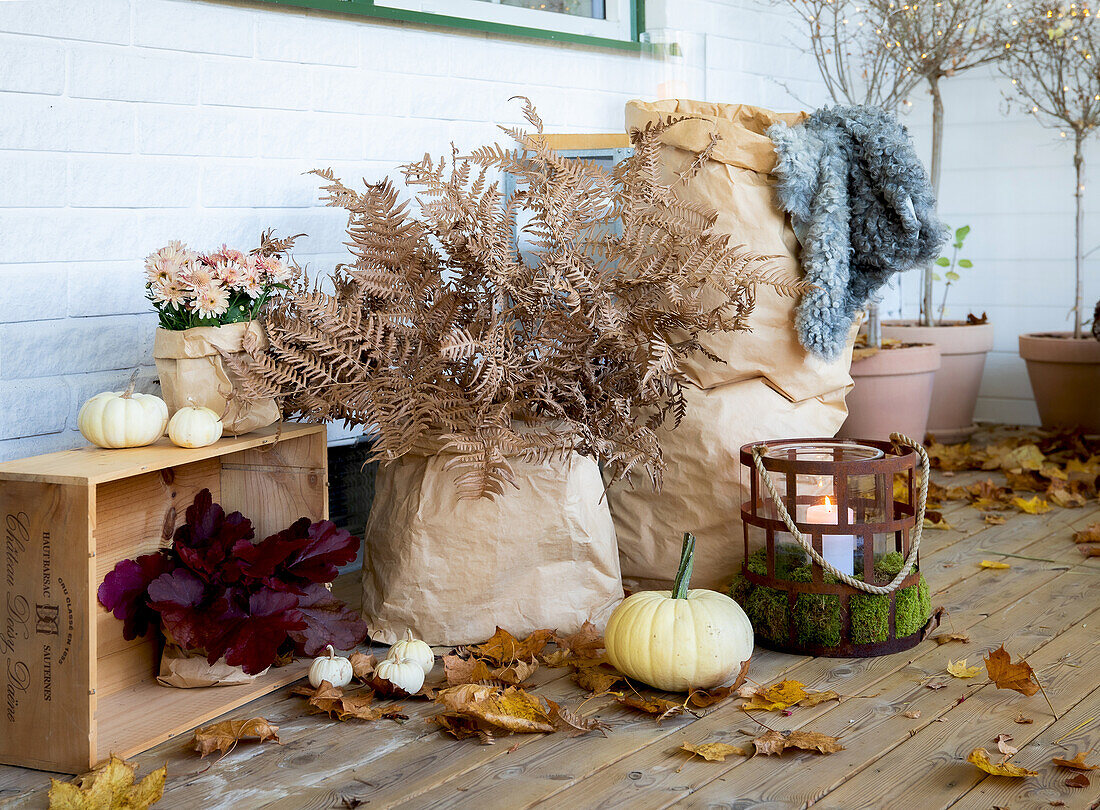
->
[743,679,807,711]
[679,741,747,762]
[967,747,1038,778]
[947,658,982,678]
[1012,496,1051,515]
[49,755,166,809]
[980,560,1011,569]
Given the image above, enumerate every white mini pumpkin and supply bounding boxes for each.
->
[78,375,168,449]
[604,533,754,692]
[386,629,434,676]
[308,645,353,689]
[374,656,425,695]
[167,400,223,448]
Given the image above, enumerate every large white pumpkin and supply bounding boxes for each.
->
[77,377,169,449]
[604,533,753,692]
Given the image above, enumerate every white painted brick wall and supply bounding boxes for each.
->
[0,0,1068,461]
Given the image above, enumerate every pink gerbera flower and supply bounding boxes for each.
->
[193,281,230,317]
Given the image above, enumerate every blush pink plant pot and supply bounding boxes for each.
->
[1019,333,1100,433]
[837,344,942,443]
[882,321,995,443]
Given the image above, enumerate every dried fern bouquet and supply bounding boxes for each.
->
[234,99,793,499]
[231,99,801,644]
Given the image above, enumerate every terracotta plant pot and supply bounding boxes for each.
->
[882,321,995,443]
[1019,333,1100,433]
[837,344,941,442]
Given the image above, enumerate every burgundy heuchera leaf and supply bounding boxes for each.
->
[288,582,369,656]
[97,550,176,640]
[282,520,360,584]
[214,588,307,675]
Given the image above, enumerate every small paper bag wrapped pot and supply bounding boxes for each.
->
[153,321,280,435]
[362,449,623,646]
[156,633,268,688]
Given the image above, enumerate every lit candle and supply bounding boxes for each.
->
[805,496,856,577]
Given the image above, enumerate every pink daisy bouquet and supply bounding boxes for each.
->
[144,232,301,331]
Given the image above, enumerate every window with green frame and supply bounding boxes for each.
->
[256,0,644,49]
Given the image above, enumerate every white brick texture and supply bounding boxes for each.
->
[0,0,1066,461]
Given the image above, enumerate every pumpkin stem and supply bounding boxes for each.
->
[325,644,335,659]
[405,629,415,641]
[122,369,139,399]
[672,532,696,599]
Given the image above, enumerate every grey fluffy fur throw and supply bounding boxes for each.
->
[769,106,948,360]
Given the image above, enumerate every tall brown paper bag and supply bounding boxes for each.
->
[609,100,856,591]
[362,450,623,646]
[154,321,280,435]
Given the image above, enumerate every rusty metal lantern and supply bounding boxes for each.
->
[736,434,935,657]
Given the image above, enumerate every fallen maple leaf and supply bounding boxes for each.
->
[1014,712,1033,724]
[571,663,624,694]
[192,717,280,757]
[688,658,752,709]
[299,681,406,722]
[984,514,1007,526]
[995,734,1018,756]
[679,741,746,762]
[615,694,686,724]
[743,680,807,711]
[494,659,539,686]
[1047,478,1092,508]
[49,755,166,810]
[980,560,1011,570]
[903,710,921,719]
[967,747,1038,778]
[1012,495,1051,515]
[349,652,376,682]
[947,658,982,678]
[923,511,953,531]
[467,627,553,665]
[432,712,492,743]
[932,633,970,645]
[1066,773,1091,788]
[545,699,610,738]
[1005,470,1049,492]
[752,729,843,756]
[435,684,555,734]
[1081,546,1100,557]
[1073,523,1100,543]
[984,645,1040,696]
[798,690,841,708]
[550,622,604,661]
[926,680,948,690]
[1052,752,1100,770]
[443,653,497,686]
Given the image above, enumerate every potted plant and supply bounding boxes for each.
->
[780,0,941,441]
[97,489,366,686]
[1001,1,1100,432]
[228,100,788,643]
[865,0,1002,441]
[148,231,301,435]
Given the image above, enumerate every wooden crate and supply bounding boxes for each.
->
[0,422,340,773]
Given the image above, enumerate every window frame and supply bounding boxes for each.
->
[253,0,645,50]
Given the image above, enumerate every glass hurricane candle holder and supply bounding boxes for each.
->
[731,436,937,657]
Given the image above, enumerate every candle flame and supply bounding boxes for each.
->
[823,495,833,508]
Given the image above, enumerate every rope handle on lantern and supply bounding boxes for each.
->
[749,432,930,596]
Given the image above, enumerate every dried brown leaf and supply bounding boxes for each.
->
[435,684,555,733]
[1066,772,1091,788]
[688,658,751,709]
[192,717,280,757]
[571,663,624,694]
[546,699,610,737]
[48,756,166,810]
[984,645,1040,696]
[752,729,844,756]
[615,694,686,724]
[1052,752,1100,770]
[443,653,497,686]
[468,627,553,665]
[995,733,1017,756]
[1073,522,1100,543]
[679,741,746,762]
[967,747,1037,778]
[349,652,377,682]
[903,710,921,719]
[1014,712,1034,724]
[932,633,970,645]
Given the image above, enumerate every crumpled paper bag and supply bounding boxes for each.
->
[156,637,268,688]
[362,450,623,646]
[153,321,280,435]
[608,99,856,591]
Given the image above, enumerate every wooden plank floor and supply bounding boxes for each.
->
[4,434,1100,809]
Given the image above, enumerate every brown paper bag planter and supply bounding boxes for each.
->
[362,450,622,646]
[0,423,332,773]
[154,321,280,435]
[609,100,856,591]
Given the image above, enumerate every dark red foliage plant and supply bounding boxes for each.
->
[98,489,366,674]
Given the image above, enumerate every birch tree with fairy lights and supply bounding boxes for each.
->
[777,0,921,346]
[867,0,1006,326]
[1000,1,1100,339]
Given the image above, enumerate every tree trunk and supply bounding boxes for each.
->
[1074,131,1085,340]
[923,75,944,328]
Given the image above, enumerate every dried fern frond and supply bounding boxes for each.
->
[237,99,784,498]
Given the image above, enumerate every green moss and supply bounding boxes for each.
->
[732,548,931,650]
